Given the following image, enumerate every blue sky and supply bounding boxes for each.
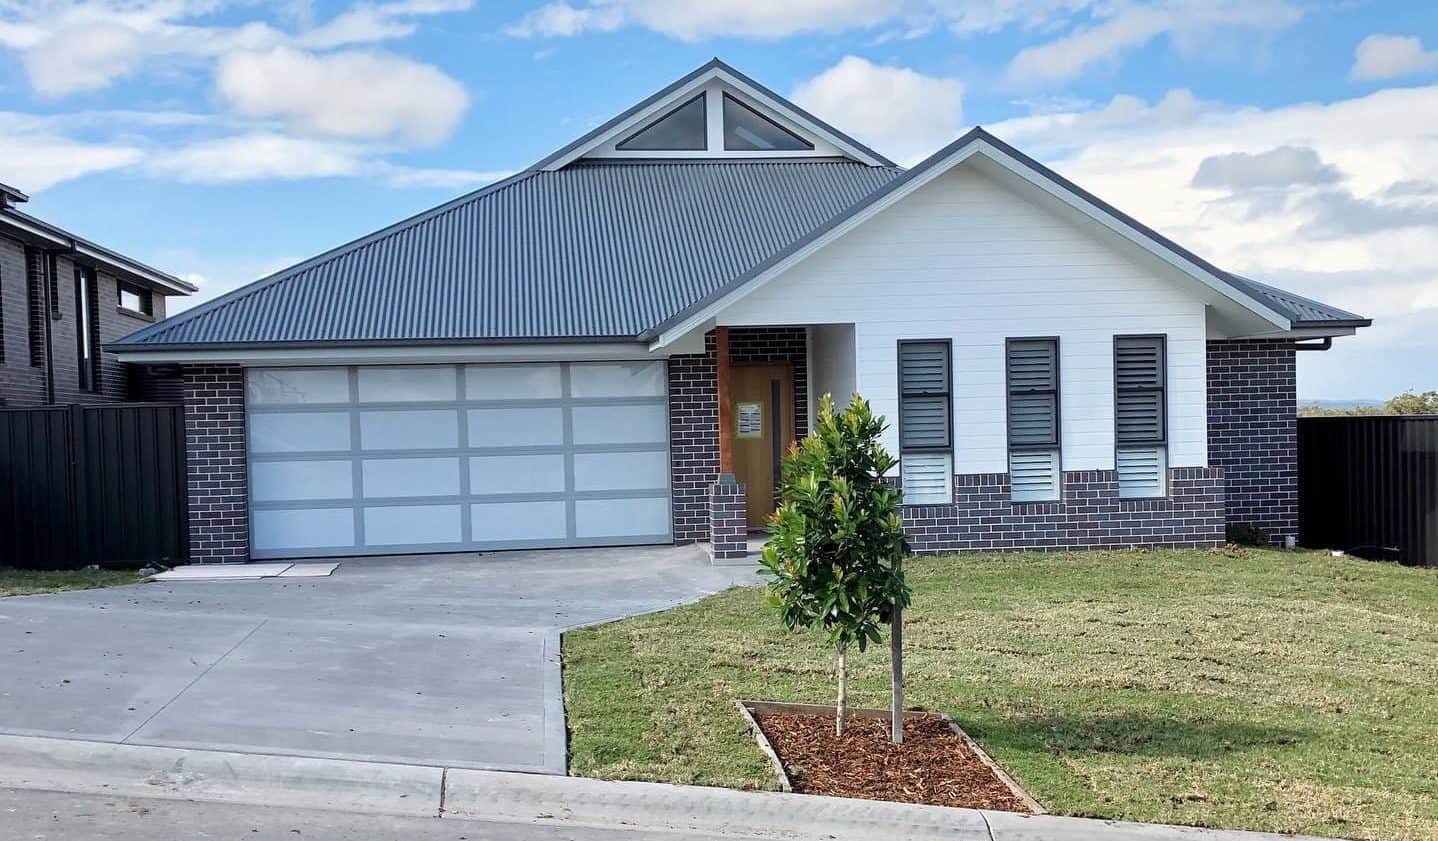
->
[3,1,1436,400]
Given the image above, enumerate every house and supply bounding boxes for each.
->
[1,182,196,406]
[107,60,1370,564]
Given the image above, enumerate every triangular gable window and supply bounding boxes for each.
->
[723,94,812,152]
[616,93,707,151]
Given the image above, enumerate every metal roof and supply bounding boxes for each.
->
[114,160,903,347]
[644,126,1372,342]
[1225,274,1371,327]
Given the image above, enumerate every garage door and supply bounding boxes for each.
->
[244,362,671,559]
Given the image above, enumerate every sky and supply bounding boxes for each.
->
[2,1,1435,401]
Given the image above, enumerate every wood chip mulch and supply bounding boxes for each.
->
[754,712,1033,812]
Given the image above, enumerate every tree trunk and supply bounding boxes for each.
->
[835,643,848,737]
[891,603,904,744]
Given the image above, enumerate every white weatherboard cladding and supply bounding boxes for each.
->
[245,362,671,559]
[719,166,1207,475]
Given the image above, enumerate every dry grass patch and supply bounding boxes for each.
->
[0,567,146,597]
[563,548,1438,841]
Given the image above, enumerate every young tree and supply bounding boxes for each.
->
[759,394,911,738]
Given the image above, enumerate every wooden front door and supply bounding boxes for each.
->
[731,364,795,528]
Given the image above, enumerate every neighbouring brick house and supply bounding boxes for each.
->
[0,182,195,407]
[107,60,1369,565]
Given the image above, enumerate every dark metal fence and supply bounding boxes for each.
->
[1298,415,1438,566]
[0,403,188,570]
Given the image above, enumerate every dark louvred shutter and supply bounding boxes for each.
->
[1115,336,1165,444]
[899,342,950,450]
[1006,340,1058,446]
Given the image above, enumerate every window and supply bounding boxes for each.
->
[1006,338,1061,502]
[75,267,99,392]
[615,93,707,151]
[898,340,953,504]
[25,247,43,367]
[118,282,152,315]
[1114,335,1167,498]
[722,94,811,152]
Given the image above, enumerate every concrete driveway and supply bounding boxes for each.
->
[0,545,755,774]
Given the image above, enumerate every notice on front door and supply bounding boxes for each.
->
[736,401,763,438]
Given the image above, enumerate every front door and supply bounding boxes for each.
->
[731,364,795,528]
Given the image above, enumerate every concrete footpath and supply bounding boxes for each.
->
[0,734,1326,841]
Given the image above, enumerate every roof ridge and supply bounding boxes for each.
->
[115,170,540,346]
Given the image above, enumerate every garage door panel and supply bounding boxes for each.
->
[470,454,566,494]
[358,366,457,403]
[250,412,351,453]
[247,368,350,405]
[467,407,565,447]
[573,451,668,492]
[364,505,462,546]
[248,362,671,558]
[470,501,568,542]
[571,405,666,445]
[252,460,353,502]
[569,362,666,398]
[360,410,459,450]
[574,497,669,539]
[253,508,355,552]
[465,364,563,400]
[363,457,461,498]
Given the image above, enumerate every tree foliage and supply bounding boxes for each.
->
[1299,390,1438,417]
[759,394,910,655]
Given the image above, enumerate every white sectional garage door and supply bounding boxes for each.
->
[245,362,671,559]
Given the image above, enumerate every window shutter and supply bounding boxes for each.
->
[1114,337,1165,444]
[901,453,952,505]
[1114,336,1167,498]
[1009,450,1060,502]
[899,340,953,503]
[1006,340,1057,391]
[1008,392,1057,446]
[899,342,950,451]
[1117,446,1167,499]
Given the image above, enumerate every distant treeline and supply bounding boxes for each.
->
[1299,390,1438,417]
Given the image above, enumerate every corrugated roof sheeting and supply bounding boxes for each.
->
[121,161,904,345]
[1226,274,1370,326]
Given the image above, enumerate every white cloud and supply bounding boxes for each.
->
[505,0,898,40]
[791,56,963,166]
[1350,34,1438,81]
[986,84,1438,398]
[215,47,468,145]
[0,111,146,191]
[0,0,471,97]
[147,133,372,183]
[1006,1,1300,84]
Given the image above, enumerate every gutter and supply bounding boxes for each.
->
[0,209,195,295]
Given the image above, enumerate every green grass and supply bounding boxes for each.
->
[0,567,147,597]
[563,547,1438,841]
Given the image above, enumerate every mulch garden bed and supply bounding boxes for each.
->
[752,710,1036,812]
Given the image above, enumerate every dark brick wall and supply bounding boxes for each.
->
[668,327,809,545]
[0,234,170,407]
[183,365,249,563]
[1207,339,1297,543]
[904,468,1226,553]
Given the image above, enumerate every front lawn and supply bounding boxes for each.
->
[0,567,147,597]
[564,547,1438,841]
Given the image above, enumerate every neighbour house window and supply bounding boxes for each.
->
[722,94,811,152]
[0,263,5,364]
[118,282,152,315]
[75,267,99,392]
[1006,338,1062,502]
[46,253,59,318]
[1114,335,1168,498]
[898,340,953,504]
[615,93,708,151]
[25,246,43,367]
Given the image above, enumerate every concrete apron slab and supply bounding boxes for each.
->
[0,734,1330,841]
